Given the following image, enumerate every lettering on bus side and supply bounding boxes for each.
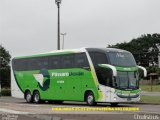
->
[51,72,84,77]
[52,72,69,77]
[57,80,64,83]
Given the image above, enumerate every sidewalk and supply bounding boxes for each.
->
[141,91,160,96]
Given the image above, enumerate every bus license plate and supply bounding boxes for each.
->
[127,98,132,101]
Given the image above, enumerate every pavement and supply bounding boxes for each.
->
[0,97,160,120]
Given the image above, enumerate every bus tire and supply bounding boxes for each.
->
[53,100,63,104]
[110,103,119,106]
[47,100,53,104]
[25,91,32,103]
[33,91,41,104]
[86,92,96,106]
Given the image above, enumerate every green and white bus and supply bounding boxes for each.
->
[11,48,147,106]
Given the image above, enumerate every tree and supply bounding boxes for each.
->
[108,33,160,68]
[0,45,11,88]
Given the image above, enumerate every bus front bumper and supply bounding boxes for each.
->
[110,94,140,103]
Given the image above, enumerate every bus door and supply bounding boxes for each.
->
[96,67,112,102]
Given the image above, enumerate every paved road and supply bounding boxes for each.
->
[0,97,160,120]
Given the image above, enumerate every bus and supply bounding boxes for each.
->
[11,48,147,106]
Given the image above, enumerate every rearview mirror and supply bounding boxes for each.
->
[98,64,117,77]
[137,66,147,77]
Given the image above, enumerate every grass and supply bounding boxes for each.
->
[141,95,160,104]
[140,84,160,92]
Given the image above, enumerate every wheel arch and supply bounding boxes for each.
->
[24,89,31,99]
[32,89,39,95]
[84,90,94,101]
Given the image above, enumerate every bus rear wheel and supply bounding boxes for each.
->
[33,91,41,103]
[25,91,32,103]
[86,92,96,106]
[53,100,63,104]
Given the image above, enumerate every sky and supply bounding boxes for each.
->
[0,0,160,57]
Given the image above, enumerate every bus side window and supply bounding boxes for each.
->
[75,53,89,68]
[49,56,61,69]
[61,55,74,68]
[94,52,108,66]
[89,52,108,66]
[28,58,38,70]
[12,59,16,70]
[13,59,19,71]
[13,59,25,71]
[37,57,48,69]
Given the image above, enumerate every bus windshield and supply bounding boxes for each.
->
[114,71,139,89]
[108,52,136,67]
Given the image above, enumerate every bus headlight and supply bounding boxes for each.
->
[113,97,117,101]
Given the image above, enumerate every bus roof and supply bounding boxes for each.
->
[13,47,129,59]
[86,48,129,53]
[13,48,86,59]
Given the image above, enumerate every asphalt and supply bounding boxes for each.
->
[0,97,160,120]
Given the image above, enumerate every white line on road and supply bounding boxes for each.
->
[0,108,29,114]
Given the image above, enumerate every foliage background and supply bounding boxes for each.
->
[109,33,160,74]
[0,45,11,88]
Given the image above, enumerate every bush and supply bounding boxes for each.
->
[146,67,160,75]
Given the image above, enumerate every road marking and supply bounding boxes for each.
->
[1,102,160,115]
[0,108,29,114]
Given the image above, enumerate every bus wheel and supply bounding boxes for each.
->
[33,91,41,103]
[47,100,53,104]
[25,91,32,103]
[86,92,96,106]
[110,103,119,106]
[53,100,63,104]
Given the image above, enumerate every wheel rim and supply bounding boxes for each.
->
[87,95,93,104]
[34,94,39,103]
[26,93,31,102]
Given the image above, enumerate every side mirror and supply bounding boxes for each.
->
[137,66,147,77]
[98,64,117,77]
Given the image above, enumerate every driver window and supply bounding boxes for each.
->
[89,52,112,86]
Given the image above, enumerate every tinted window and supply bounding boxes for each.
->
[89,52,108,66]
[108,52,136,67]
[89,52,111,86]
[13,57,49,71]
[62,55,74,68]
[96,67,113,86]
[28,58,38,70]
[37,57,48,69]
[75,53,89,68]
[12,59,27,71]
[12,53,90,71]
[48,56,61,69]
[95,52,107,65]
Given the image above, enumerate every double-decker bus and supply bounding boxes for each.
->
[11,48,147,106]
